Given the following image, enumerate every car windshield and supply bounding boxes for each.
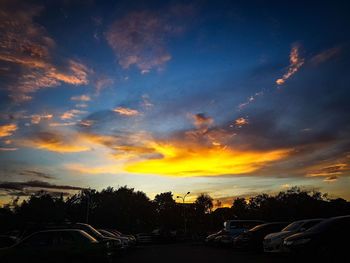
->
[78,224,104,238]
[306,219,336,232]
[99,230,115,238]
[282,221,304,231]
[249,224,266,232]
[78,231,98,242]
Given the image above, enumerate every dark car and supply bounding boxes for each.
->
[0,235,18,248]
[0,229,113,263]
[233,222,289,251]
[98,229,130,248]
[263,218,323,253]
[106,229,136,244]
[283,215,350,260]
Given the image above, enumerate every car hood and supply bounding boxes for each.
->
[284,231,315,241]
[265,231,292,240]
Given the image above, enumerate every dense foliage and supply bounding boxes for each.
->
[1,186,349,235]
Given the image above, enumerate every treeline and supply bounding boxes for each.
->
[1,186,350,235]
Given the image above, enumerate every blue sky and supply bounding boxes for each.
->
[1,0,349,206]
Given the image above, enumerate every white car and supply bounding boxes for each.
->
[263,218,323,253]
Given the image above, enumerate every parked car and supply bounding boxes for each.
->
[206,220,264,244]
[213,231,240,246]
[283,215,350,260]
[135,232,153,244]
[223,220,264,235]
[263,218,323,253]
[98,229,130,248]
[0,229,113,263]
[233,222,289,251]
[205,229,229,244]
[106,229,136,245]
[0,235,18,248]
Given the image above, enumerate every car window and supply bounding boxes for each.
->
[303,220,321,230]
[282,221,303,232]
[21,232,53,247]
[55,232,76,246]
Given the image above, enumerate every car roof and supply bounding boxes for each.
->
[293,218,324,223]
[35,229,87,233]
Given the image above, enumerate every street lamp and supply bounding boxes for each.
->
[176,192,190,234]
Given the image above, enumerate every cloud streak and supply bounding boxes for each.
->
[276,44,304,86]
[0,124,17,138]
[113,107,139,116]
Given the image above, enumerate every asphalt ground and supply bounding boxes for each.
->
[118,243,293,263]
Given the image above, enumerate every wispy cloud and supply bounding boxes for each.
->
[0,180,84,192]
[17,132,91,153]
[0,124,17,138]
[49,122,76,127]
[61,110,86,120]
[310,46,342,65]
[18,169,54,179]
[70,94,91,101]
[0,147,18,151]
[235,117,248,127]
[0,1,90,103]
[106,7,189,73]
[324,175,338,182]
[24,113,53,124]
[113,107,139,116]
[94,77,114,96]
[306,163,347,177]
[276,44,304,86]
[187,113,213,128]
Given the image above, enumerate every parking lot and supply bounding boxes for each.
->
[118,243,292,263]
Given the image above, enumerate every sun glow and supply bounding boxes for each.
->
[125,143,292,177]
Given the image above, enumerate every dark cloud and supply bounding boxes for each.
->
[0,180,84,191]
[18,170,55,179]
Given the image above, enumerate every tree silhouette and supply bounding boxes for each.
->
[195,194,213,214]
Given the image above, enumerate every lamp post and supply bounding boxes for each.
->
[176,192,190,235]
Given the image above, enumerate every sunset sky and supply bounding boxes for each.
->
[1,0,349,206]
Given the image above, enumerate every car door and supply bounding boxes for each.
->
[12,232,54,262]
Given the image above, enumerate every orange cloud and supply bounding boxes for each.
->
[49,122,76,127]
[281,184,290,187]
[0,147,18,151]
[24,114,53,124]
[324,176,338,182]
[0,124,17,137]
[17,132,91,153]
[306,163,347,177]
[235,117,248,127]
[0,4,89,103]
[113,107,139,116]
[71,94,91,101]
[276,44,304,86]
[124,142,292,177]
[63,163,123,174]
[61,110,86,120]
[187,113,213,128]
